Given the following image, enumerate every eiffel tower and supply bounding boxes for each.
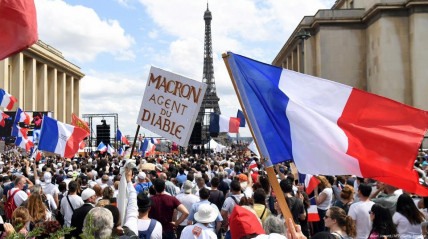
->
[197,3,221,143]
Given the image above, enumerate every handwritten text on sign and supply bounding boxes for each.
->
[137,67,207,147]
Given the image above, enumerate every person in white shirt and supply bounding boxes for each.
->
[122,167,162,239]
[175,180,200,237]
[37,172,60,207]
[314,176,333,233]
[60,181,84,227]
[9,176,32,207]
[392,193,424,239]
[180,204,218,239]
[348,183,375,239]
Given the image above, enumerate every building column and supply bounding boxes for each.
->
[36,63,48,111]
[410,12,428,109]
[11,53,24,110]
[24,58,37,111]
[73,78,80,117]
[48,68,57,119]
[57,72,66,122]
[0,58,9,90]
[66,75,73,124]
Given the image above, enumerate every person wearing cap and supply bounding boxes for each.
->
[180,204,219,239]
[35,171,60,207]
[70,188,97,238]
[188,188,223,234]
[175,180,200,238]
[229,205,265,239]
[135,171,152,194]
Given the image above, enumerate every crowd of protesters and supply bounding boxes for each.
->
[0,145,427,239]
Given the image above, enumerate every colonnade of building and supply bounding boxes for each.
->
[0,40,84,123]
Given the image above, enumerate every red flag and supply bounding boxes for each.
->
[0,111,9,127]
[71,113,90,134]
[0,0,38,60]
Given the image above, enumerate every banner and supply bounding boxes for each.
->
[137,67,207,147]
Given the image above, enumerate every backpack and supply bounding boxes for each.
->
[119,219,157,239]
[138,219,157,239]
[5,189,19,220]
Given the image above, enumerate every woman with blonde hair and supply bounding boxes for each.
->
[318,206,356,239]
[26,191,48,225]
[11,207,32,236]
[334,185,354,214]
[314,175,333,233]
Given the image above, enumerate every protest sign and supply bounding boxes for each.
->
[137,67,207,147]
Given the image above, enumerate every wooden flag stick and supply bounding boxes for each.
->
[222,52,293,221]
[129,125,140,158]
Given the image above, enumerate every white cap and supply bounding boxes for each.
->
[81,188,96,201]
[44,172,52,183]
[138,172,146,180]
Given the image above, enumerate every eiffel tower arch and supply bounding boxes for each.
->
[196,3,221,144]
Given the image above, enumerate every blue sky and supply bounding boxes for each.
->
[34,0,335,138]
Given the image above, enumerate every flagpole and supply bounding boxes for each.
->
[129,125,140,159]
[222,52,293,221]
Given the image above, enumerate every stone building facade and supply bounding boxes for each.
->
[273,0,428,110]
[0,40,84,123]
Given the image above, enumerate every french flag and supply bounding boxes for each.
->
[107,144,115,155]
[141,138,156,156]
[97,141,107,153]
[237,109,246,127]
[299,173,320,195]
[118,147,125,156]
[0,110,10,127]
[38,116,89,158]
[15,137,34,152]
[209,113,240,133]
[248,159,257,170]
[0,89,17,110]
[308,197,320,222]
[116,129,130,145]
[11,108,30,138]
[227,52,428,196]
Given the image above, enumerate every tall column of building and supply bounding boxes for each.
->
[65,75,74,123]
[24,58,37,110]
[410,11,428,109]
[0,59,9,90]
[36,63,48,111]
[57,72,66,122]
[48,68,57,119]
[11,53,24,110]
[366,17,411,104]
[73,78,80,117]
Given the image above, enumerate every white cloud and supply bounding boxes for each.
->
[35,0,336,138]
[35,0,135,62]
[137,0,336,137]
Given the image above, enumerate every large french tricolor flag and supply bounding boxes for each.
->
[0,89,17,110]
[38,116,89,158]
[226,52,428,196]
[209,113,240,133]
